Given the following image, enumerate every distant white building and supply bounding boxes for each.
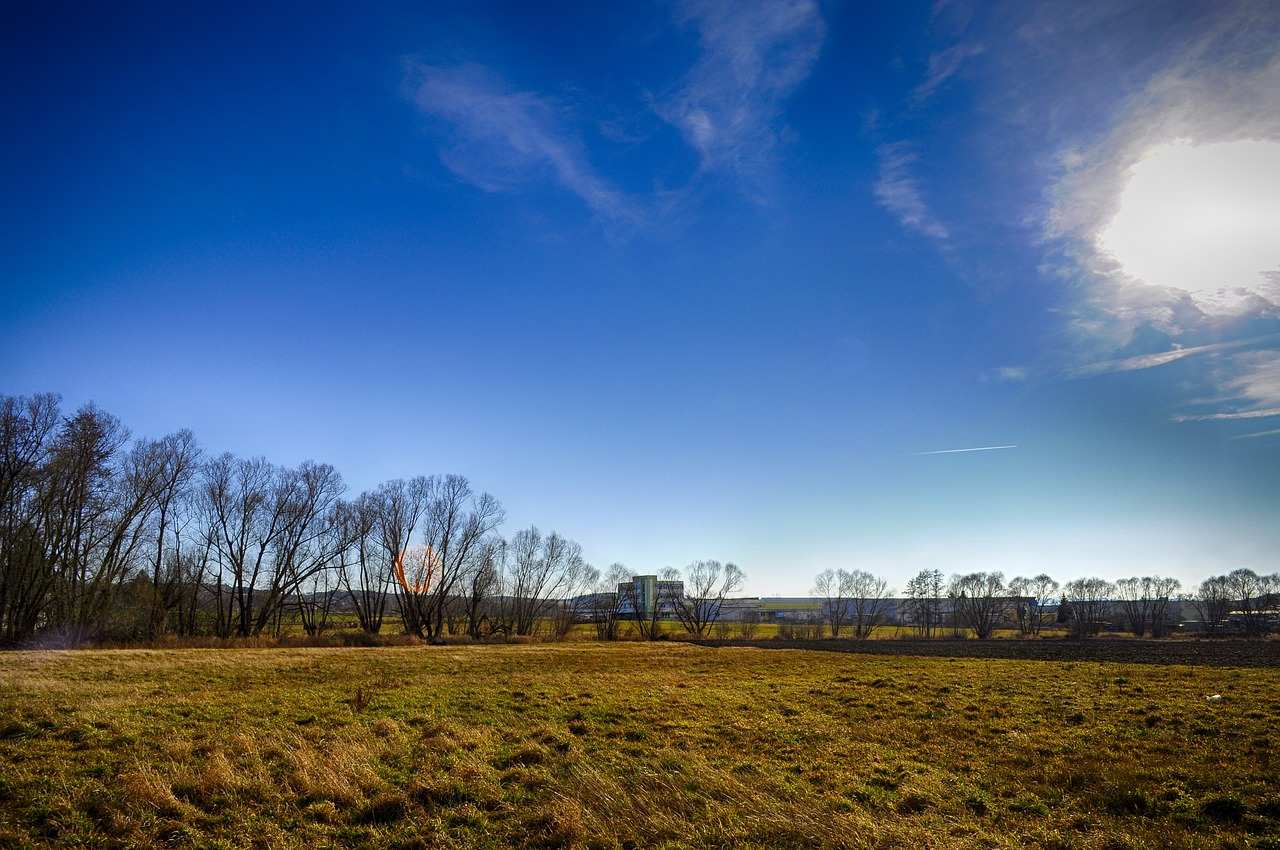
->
[616,575,684,620]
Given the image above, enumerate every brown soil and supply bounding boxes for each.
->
[694,636,1280,668]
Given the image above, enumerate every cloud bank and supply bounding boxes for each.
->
[877,0,1280,430]
[1047,12,1280,321]
[1039,3,1280,425]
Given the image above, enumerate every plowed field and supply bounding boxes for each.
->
[698,636,1280,667]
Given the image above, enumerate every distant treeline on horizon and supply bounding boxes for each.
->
[2,392,1276,647]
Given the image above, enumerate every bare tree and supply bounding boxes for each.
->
[948,572,1008,639]
[0,393,62,644]
[1008,574,1059,636]
[171,527,213,636]
[492,527,593,637]
[293,514,346,637]
[1113,577,1151,637]
[202,456,343,637]
[1190,575,1233,635]
[669,559,746,636]
[203,454,276,637]
[1145,576,1182,637]
[133,430,202,638]
[502,527,546,636]
[808,570,890,637]
[257,461,345,636]
[550,559,598,639]
[400,475,503,640]
[1061,577,1114,638]
[459,536,503,639]
[842,570,892,639]
[590,562,631,640]
[283,484,349,637]
[335,494,388,633]
[43,405,162,644]
[904,569,944,637]
[359,477,431,635]
[617,579,648,639]
[812,569,850,637]
[1114,576,1182,638]
[1223,568,1279,638]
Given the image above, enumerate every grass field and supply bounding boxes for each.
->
[1,642,1277,849]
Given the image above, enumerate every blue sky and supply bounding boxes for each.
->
[3,0,1278,595]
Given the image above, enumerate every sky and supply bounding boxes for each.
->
[3,0,1279,596]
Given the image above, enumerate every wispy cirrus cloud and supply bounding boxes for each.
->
[1231,428,1280,440]
[1067,334,1280,378]
[1173,351,1280,422]
[990,366,1029,382]
[658,0,826,185]
[912,42,985,101]
[1174,408,1280,423]
[872,8,977,240]
[404,62,640,223]
[1222,350,1280,413]
[403,3,828,227]
[874,143,949,240]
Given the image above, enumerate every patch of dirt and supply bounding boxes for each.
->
[693,637,1280,668]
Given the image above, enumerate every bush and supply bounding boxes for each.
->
[777,621,823,640]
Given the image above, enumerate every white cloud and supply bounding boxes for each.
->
[874,143,949,240]
[1231,428,1280,440]
[1224,350,1280,408]
[912,42,985,101]
[1047,32,1280,319]
[1067,334,1280,378]
[875,16,981,238]
[1173,351,1280,421]
[1029,3,1280,426]
[405,63,641,223]
[1174,408,1280,423]
[864,0,1279,431]
[658,0,826,184]
[1096,140,1280,311]
[989,366,1029,382]
[405,3,827,224]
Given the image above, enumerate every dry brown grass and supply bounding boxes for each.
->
[0,642,1277,848]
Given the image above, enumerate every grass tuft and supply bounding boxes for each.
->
[355,791,412,825]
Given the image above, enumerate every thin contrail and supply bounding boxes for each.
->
[907,445,1018,456]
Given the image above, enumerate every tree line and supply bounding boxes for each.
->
[4,392,1274,647]
[0,393,743,646]
[809,568,1280,639]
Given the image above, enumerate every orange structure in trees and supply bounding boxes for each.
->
[395,544,442,595]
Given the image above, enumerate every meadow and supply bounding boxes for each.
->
[1,642,1277,849]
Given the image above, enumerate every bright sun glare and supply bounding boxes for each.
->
[1099,140,1280,310]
